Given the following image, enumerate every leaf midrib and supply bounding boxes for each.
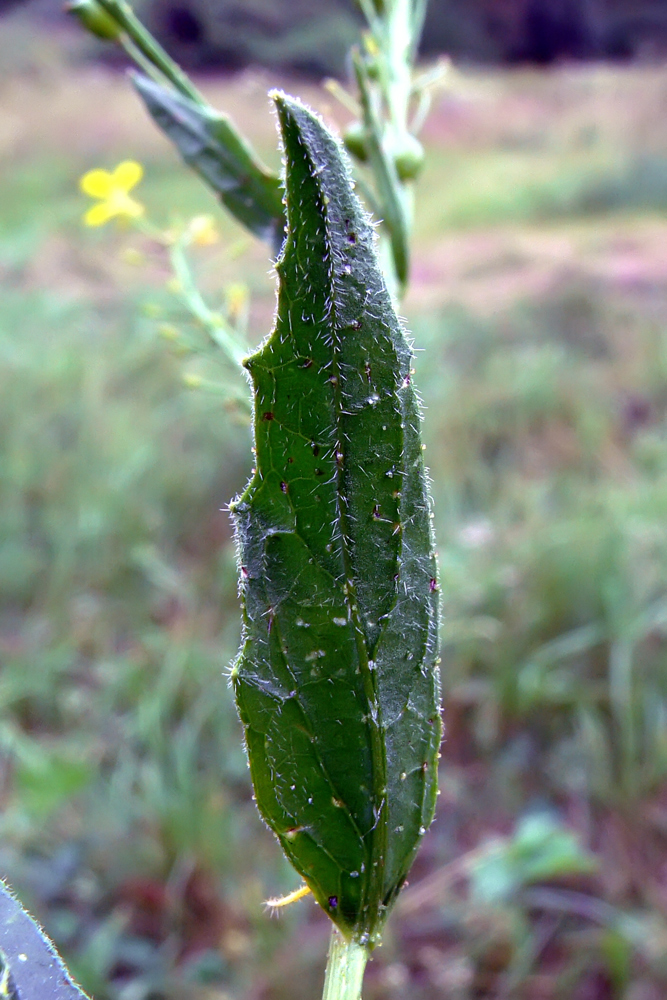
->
[313,167,390,937]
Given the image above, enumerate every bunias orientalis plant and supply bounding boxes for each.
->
[231,94,441,986]
[67,0,448,295]
[0,3,446,998]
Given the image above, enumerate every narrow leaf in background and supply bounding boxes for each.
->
[0,882,89,1000]
[231,93,441,944]
[133,74,286,251]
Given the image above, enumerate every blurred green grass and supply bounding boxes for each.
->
[4,16,667,1000]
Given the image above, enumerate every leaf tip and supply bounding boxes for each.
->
[269,90,327,140]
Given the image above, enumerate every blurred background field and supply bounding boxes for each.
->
[5,3,667,998]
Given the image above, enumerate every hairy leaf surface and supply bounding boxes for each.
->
[133,74,286,250]
[231,94,440,942]
[0,882,88,999]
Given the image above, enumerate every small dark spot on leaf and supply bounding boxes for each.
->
[312,443,320,457]
[372,504,381,519]
[430,578,438,592]
[352,319,362,331]
[302,358,313,368]
[262,411,274,421]
[365,360,372,381]
[280,481,288,493]
[328,896,338,909]
[315,469,324,477]
[288,457,294,464]
[347,233,357,244]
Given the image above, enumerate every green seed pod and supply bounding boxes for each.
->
[343,121,370,163]
[65,0,122,41]
[393,134,425,182]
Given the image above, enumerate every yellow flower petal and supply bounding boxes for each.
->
[80,161,145,227]
[112,160,143,193]
[80,168,113,199]
[83,201,116,227]
[226,283,249,322]
[119,195,145,218]
[188,214,219,246]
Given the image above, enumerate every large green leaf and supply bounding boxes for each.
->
[0,882,88,999]
[230,93,440,943]
[132,74,285,250]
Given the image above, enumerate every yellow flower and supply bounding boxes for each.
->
[187,214,219,246]
[226,283,249,324]
[80,161,145,227]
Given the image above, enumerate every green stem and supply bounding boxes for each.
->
[120,34,168,88]
[169,241,249,368]
[352,0,427,297]
[95,0,206,105]
[322,930,369,1000]
[383,0,413,132]
[353,52,409,295]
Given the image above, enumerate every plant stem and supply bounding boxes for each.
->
[353,53,408,296]
[383,0,414,133]
[169,241,248,368]
[96,0,206,105]
[322,929,369,1000]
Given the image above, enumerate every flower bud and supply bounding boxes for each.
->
[65,0,122,41]
[343,122,370,163]
[393,134,425,181]
[362,33,382,79]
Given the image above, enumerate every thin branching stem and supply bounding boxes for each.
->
[95,0,206,104]
[169,241,248,368]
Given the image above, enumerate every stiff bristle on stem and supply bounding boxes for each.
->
[264,884,312,913]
